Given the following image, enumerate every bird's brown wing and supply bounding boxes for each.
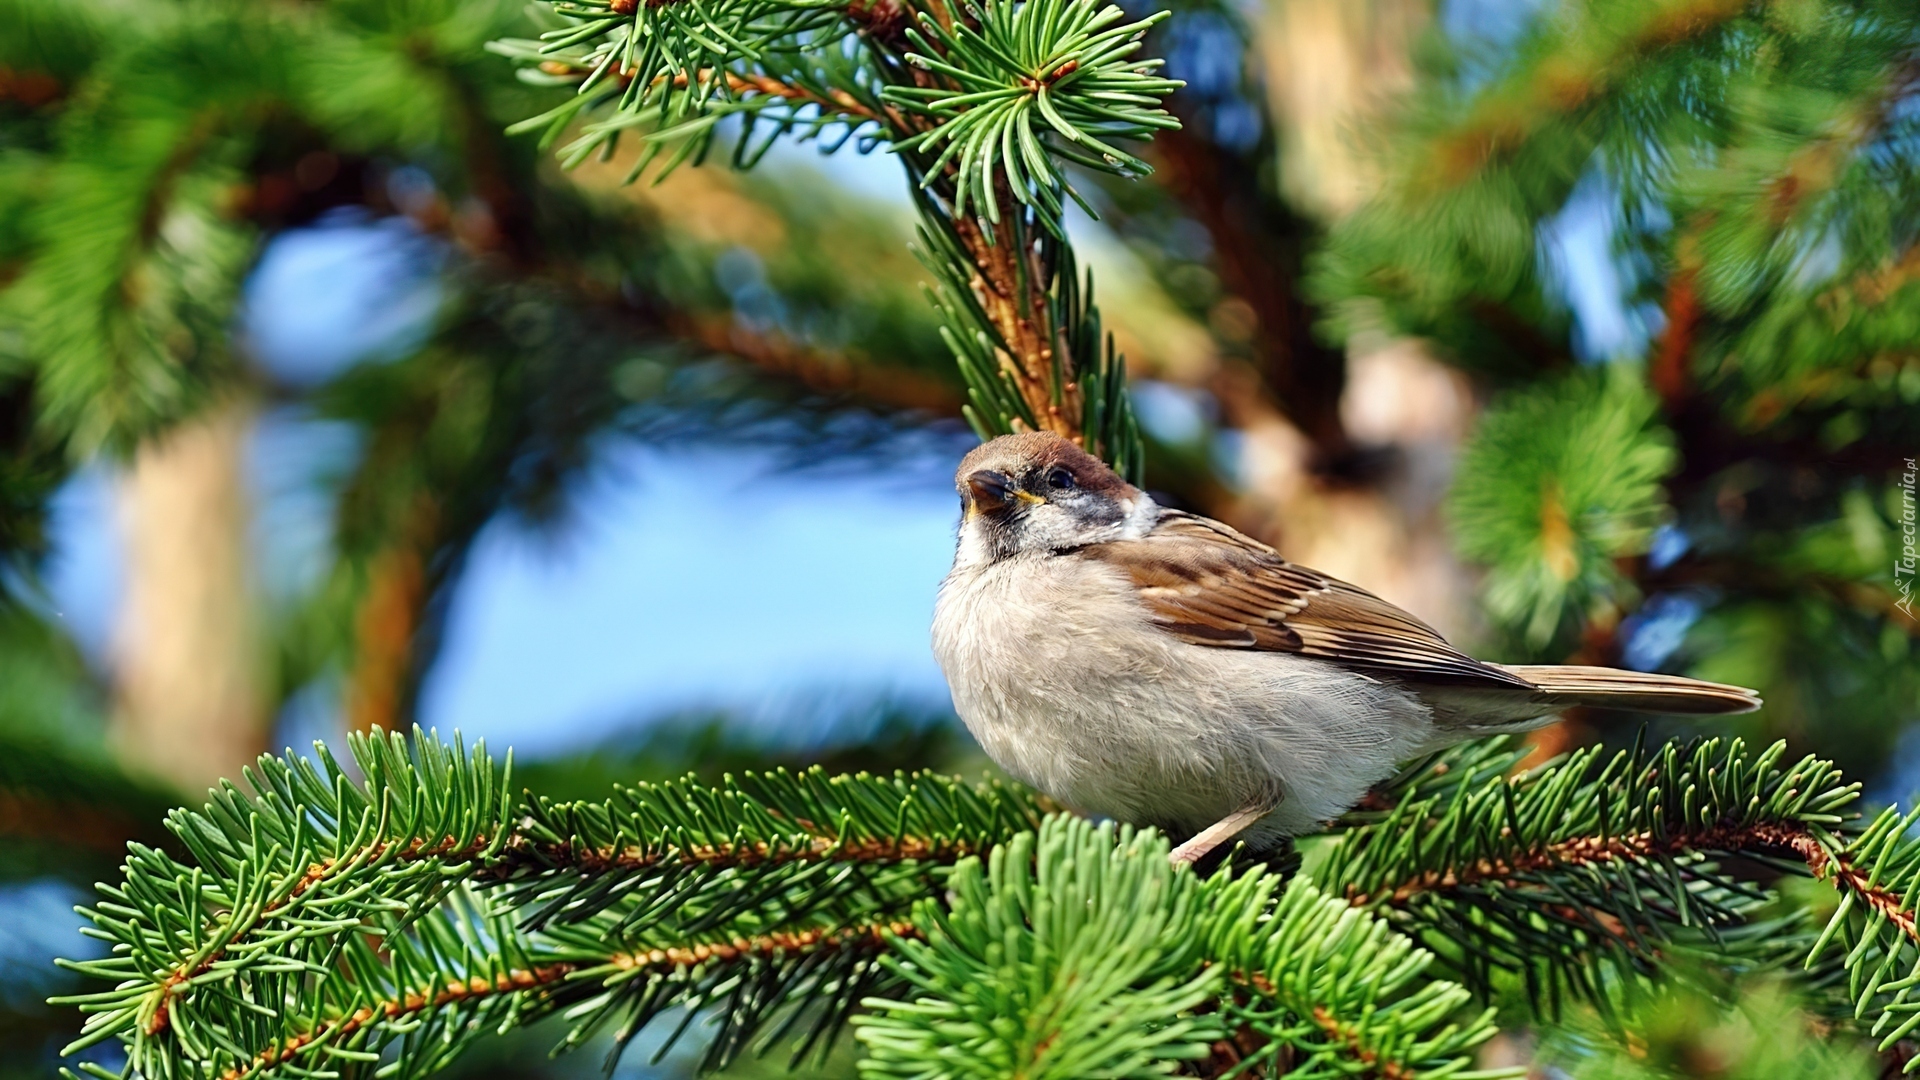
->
[1078,510,1536,691]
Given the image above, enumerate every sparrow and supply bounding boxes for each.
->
[931,432,1761,865]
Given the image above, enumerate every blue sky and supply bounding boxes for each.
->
[415,440,962,754]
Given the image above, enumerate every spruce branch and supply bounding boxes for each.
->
[1645,42,1920,426]
[489,0,893,177]
[856,818,1226,1077]
[1204,872,1510,1079]
[1534,976,1878,1079]
[857,816,1509,1079]
[529,917,919,1070]
[73,729,1920,1079]
[491,0,1162,476]
[491,765,1042,883]
[484,766,1045,960]
[1316,734,1920,1026]
[490,40,898,172]
[1446,366,1677,652]
[20,115,257,455]
[52,729,514,1078]
[1670,50,1920,323]
[515,58,889,124]
[915,201,1144,479]
[1408,0,1751,195]
[1726,241,1920,418]
[126,892,916,1080]
[196,889,565,1080]
[882,0,1180,226]
[1801,804,1920,1063]
[52,729,1047,1079]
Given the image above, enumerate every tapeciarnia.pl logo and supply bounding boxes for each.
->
[1899,457,1917,620]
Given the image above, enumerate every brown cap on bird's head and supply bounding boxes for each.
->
[954,432,1135,514]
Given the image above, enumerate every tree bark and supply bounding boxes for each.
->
[1208,0,1478,640]
[111,399,267,791]
[1259,0,1424,221]
[344,495,438,737]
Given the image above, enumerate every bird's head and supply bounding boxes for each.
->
[951,432,1151,565]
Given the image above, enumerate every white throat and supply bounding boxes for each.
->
[950,492,1159,570]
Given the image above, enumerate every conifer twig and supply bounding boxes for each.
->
[948,195,1082,439]
[1416,0,1750,191]
[1343,819,1852,910]
[219,922,917,1080]
[1650,258,1699,409]
[481,831,985,879]
[531,61,892,125]
[671,313,963,413]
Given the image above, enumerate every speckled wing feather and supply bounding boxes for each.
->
[1079,510,1538,691]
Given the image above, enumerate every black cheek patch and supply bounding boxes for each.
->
[1071,496,1127,528]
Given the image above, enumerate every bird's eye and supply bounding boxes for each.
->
[1047,467,1075,491]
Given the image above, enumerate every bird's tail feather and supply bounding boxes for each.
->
[1500,664,1762,716]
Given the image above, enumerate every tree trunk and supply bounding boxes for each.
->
[1259,0,1425,221]
[1222,0,1479,640]
[111,400,267,791]
[1218,334,1481,641]
[344,496,438,737]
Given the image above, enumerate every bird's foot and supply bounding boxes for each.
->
[1168,803,1273,867]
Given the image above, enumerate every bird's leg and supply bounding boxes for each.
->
[1169,802,1274,867]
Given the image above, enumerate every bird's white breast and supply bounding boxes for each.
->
[931,550,1438,843]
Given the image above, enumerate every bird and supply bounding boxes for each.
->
[930,431,1761,866]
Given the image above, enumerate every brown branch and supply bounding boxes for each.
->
[0,66,63,108]
[1651,234,1702,410]
[480,831,979,882]
[1147,122,1350,460]
[672,312,963,414]
[0,790,170,857]
[218,921,916,1080]
[1764,55,1920,226]
[145,834,492,1037]
[1763,823,1917,942]
[1346,819,1917,949]
[345,494,438,736]
[1344,827,1687,907]
[723,71,882,123]
[1418,0,1748,191]
[948,193,1083,441]
[222,962,576,1080]
[1311,1006,1415,1080]
[1193,974,1416,1080]
[602,920,915,972]
[534,61,893,127]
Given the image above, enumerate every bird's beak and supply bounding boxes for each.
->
[966,470,1016,514]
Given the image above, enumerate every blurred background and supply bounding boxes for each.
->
[1,0,1915,1073]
